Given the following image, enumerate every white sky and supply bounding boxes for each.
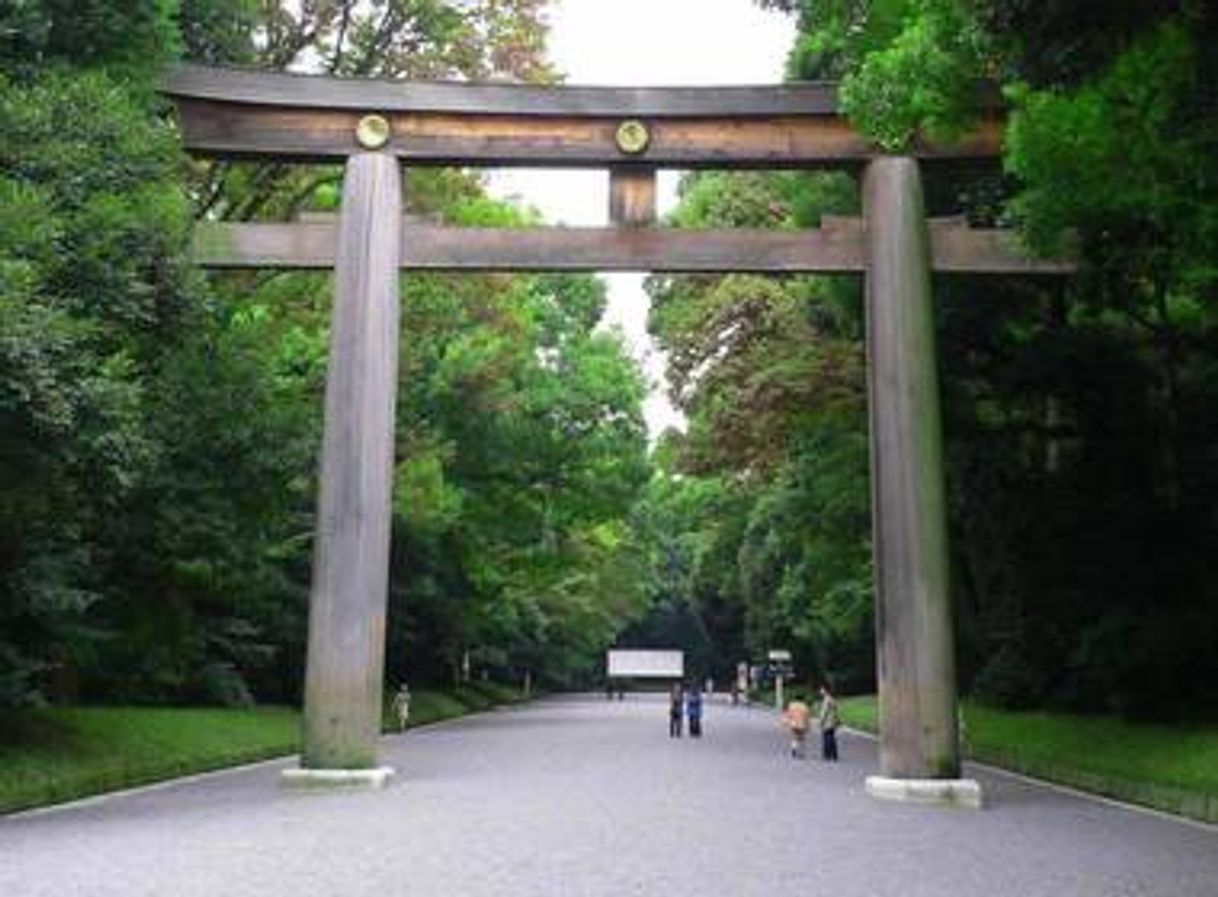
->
[486,0,794,438]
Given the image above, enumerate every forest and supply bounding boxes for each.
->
[1,0,1216,725]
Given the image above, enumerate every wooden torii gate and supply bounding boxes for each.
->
[163,64,1071,803]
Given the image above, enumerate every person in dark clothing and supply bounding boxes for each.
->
[686,685,703,738]
[669,683,684,737]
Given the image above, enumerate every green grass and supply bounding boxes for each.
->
[839,696,1218,823]
[402,689,476,726]
[0,706,300,815]
[464,680,527,704]
[3,684,529,815]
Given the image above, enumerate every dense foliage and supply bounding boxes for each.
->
[3,0,1216,728]
[644,0,1218,718]
[0,0,650,710]
[639,170,876,691]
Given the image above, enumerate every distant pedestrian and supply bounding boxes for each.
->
[686,684,703,738]
[783,696,811,758]
[669,683,684,738]
[705,677,714,698]
[393,683,412,732]
[818,684,840,761]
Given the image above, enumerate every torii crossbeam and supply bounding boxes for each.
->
[163,64,1072,805]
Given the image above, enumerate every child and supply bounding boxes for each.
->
[783,697,811,758]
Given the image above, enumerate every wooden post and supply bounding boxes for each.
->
[862,157,961,782]
[300,152,402,771]
[608,167,656,227]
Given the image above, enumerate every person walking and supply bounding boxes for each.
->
[818,683,840,761]
[783,696,811,758]
[686,683,704,738]
[392,683,412,732]
[669,682,684,738]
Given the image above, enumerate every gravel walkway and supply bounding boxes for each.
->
[2,694,1215,896]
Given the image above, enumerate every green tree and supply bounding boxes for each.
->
[641,167,874,691]
[3,0,662,711]
[0,63,194,705]
[757,0,1218,717]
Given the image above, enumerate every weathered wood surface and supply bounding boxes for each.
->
[171,98,1004,166]
[609,167,657,228]
[163,65,1004,165]
[929,219,1075,273]
[172,98,1004,166]
[193,219,1073,274]
[863,157,961,780]
[164,63,845,116]
[301,153,402,771]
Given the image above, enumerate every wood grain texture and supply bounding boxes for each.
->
[194,222,864,272]
[163,63,845,116]
[301,153,401,771]
[609,167,656,227]
[173,98,1004,165]
[931,224,1075,273]
[164,64,1005,166]
[863,157,961,781]
[193,219,1074,274]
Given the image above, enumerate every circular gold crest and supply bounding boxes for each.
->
[355,114,391,150]
[615,119,650,155]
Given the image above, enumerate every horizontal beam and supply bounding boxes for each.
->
[163,64,848,118]
[162,65,1004,166]
[196,222,862,272]
[193,220,1074,275]
[171,99,1003,167]
[930,224,1076,274]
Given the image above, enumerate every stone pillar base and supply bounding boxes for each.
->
[865,775,983,809]
[280,766,394,791]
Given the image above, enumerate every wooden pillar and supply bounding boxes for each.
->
[862,156,960,780]
[301,152,402,770]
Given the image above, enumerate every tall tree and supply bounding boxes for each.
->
[752,0,1218,717]
[2,0,658,709]
[642,167,875,690]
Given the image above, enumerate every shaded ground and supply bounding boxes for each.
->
[2,694,1215,896]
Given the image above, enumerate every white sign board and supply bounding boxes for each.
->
[607,649,684,679]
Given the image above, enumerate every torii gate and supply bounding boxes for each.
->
[163,64,1072,805]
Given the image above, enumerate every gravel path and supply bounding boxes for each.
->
[2,694,1215,897]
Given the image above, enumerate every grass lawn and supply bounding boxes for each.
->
[0,706,300,815]
[2,684,527,815]
[839,696,1218,823]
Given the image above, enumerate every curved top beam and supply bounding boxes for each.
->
[160,65,1004,166]
[162,63,842,118]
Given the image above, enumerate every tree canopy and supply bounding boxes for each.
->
[2,0,1216,725]
[640,0,1217,718]
[0,0,649,709]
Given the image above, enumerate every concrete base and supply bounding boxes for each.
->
[280,766,395,791]
[865,775,983,809]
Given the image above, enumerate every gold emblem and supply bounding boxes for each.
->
[615,119,650,155]
[355,114,391,150]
